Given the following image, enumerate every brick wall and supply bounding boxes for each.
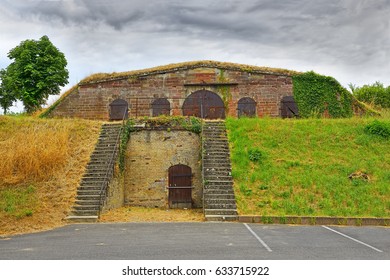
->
[50,67,293,119]
[124,130,202,208]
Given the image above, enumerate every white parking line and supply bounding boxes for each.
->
[243,223,272,252]
[322,226,383,253]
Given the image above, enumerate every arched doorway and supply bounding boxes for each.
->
[109,99,128,120]
[281,96,299,118]
[151,98,170,117]
[182,90,225,119]
[168,164,192,208]
[237,97,256,117]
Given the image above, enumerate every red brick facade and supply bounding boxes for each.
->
[49,62,294,120]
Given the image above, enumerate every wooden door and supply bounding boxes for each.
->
[152,98,170,116]
[168,165,192,208]
[237,97,256,117]
[281,96,299,118]
[109,99,128,120]
[182,90,225,119]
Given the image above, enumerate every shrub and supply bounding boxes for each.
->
[364,120,390,139]
[248,148,265,162]
[352,82,390,109]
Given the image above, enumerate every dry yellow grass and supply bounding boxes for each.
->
[80,60,300,84]
[0,116,102,236]
[100,207,204,223]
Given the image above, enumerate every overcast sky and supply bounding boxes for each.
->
[1,0,389,112]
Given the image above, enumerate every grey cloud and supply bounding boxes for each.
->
[1,0,389,87]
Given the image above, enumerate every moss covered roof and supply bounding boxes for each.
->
[79,60,300,85]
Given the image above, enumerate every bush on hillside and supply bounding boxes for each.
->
[364,120,390,139]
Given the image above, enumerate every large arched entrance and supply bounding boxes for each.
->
[182,90,225,119]
[109,99,128,120]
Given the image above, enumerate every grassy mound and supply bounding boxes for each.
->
[0,116,102,235]
[226,117,390,217]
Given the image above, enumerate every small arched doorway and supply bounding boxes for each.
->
[182,90,225,119]
[237,97,256,117]
[109,99,128,120]
[281,96,299,118]
[151,98,170,116]
[168,164,192,208]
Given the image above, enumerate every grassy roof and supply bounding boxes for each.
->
[80,60,300,85]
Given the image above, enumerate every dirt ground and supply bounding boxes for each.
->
[100,207,205,223]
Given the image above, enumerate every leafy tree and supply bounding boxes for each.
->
[3,35,69,113]
[0,69,17,114]
[352,82,390,109]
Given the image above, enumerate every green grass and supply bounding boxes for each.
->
[0,185,37,219]
[226,117,390,217]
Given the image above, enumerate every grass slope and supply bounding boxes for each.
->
[226,117,390,218]
[0,116,102,235]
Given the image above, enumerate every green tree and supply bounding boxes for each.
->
[0,69,17,114]
[4,35,69,113]
[352,82,390,109]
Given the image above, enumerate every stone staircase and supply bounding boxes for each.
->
[202,121,237,221]
[66,123,122,222]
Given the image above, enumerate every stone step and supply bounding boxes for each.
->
[81,180,108,187]
[204,175,232,181]
[66,216,98,223]
[70,209,99,216]
[203,189,235,195]
[203,159,230,163]
[203,163,231,167]
[82,174,111,180]
[203,140,229,145]
[204,156,230,160]
[76,194,101,200]
[204,186,234,192]
[204,171,232,177]
[204,209,238,215]
[204,150,230,154]
[93,146,118,151]
[85,167,111,173]
[77,184,102,190]
[205,198,237,205]
[205,215,238,222]
[83,172,112,178]
[204,148,229,152]
[204,193,235,199]
[205,203,237,209]
[73,205,100,211]
[75,200,101,206]
[205,179,233,184]
[91,150,117,155]
[204,167,232,171]
[87,160,112,165]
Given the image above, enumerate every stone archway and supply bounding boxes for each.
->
[182,90,225,119]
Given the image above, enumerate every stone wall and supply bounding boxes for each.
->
[50,67,293,119]
[124,130,202,208]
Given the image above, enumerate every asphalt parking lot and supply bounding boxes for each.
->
[0,222,388,259]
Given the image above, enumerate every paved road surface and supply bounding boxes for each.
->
[0,222,388,259]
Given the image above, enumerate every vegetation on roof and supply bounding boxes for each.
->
[79,60,300,84]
